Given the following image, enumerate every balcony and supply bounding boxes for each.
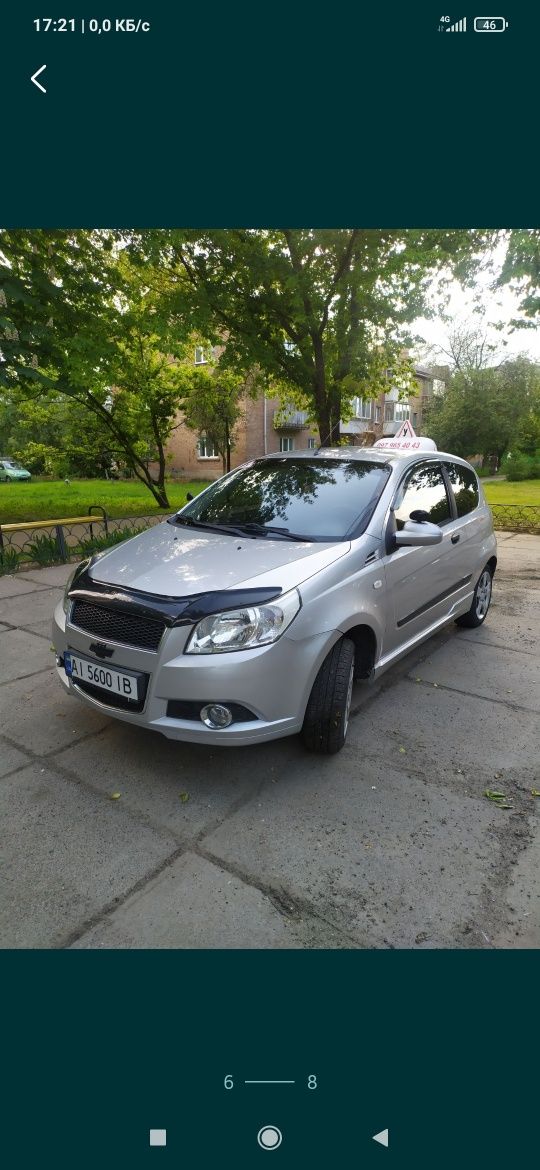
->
[273,409,309,430]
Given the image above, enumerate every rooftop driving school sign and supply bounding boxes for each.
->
[373,420,437,452]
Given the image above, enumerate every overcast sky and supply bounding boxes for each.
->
[412,238,540,365]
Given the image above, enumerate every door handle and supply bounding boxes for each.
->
[451,533,460,544]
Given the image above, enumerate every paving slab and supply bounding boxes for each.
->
[202,757,499,948]
[0,739,32,778]
[347,678,540,795]
[0,669,110,753]
[0,575,51,600]
[0,587,62,630]
[456,588,540,656]
[0,627,55,684]
[16,565,75,587]
[56,720,293,843]
[17,620,55,640]
[409,638,540,713]
[70,852,346,949]
[492,825,540,948]
[0,763,178,948]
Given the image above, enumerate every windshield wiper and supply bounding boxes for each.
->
[172,515,312,542]
[235,522,313,542]
[172,516,252,539]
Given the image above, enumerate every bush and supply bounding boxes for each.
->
[502,450,540,481]
[26,533,64,565]
[0,547,19,576]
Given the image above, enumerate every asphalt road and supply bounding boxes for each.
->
[1,531,539,949]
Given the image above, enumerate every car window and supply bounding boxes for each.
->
[393,462,451,529]
[445,462,479,517]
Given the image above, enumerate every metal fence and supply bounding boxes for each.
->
[1,503,538,576]
[490,504,540,533]
[0,508,164,575]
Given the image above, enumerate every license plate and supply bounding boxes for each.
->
[64,651,144,701]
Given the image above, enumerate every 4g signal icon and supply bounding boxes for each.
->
[438,15,467,31]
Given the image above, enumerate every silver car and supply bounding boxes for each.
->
[52,447,496,754]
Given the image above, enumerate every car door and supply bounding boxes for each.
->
[442,460,487,583]
[381,460,469,655]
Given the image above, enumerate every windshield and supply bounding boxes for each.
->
[3,460,22,469]
[176,457,390,541]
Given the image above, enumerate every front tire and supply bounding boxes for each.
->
[302,636,355,755]
[455,565,493,628]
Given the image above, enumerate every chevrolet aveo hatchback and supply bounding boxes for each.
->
[53,447,497,754]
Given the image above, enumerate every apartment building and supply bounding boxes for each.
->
[163,352,446,481]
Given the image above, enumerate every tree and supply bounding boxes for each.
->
[424,356,540,463]
[180,364,257,472]
[0,387,116,477]
[0,230,195,507]
[497,229,540,320]
[130,229,490,446]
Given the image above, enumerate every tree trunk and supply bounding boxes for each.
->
[225,417,231,472]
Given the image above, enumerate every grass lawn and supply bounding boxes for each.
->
[0,478,212,525]
[483,479,540,505]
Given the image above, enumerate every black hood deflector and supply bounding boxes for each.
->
[68,559,282,625]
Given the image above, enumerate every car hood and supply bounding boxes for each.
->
[90,521,350,597]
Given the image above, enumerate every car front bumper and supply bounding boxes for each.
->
[52,600,333,745]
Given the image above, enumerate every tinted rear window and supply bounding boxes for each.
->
[180,458,391,541]
[446,463,479,516]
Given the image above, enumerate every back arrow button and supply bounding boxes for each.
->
[31,65,47,93]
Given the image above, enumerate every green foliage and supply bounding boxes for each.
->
[515,409,540,455]
[26,533,64,565]
[502,449,540,481]
[128,228,490,444]
[0,230,198,507]
[180,364,258,471]
[497,229,540,319]
[425,356,540,462]
[0,547,19,575]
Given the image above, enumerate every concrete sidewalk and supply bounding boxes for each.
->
[1,532,539,949]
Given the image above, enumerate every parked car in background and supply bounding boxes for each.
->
[53,443,496,754]
[0,458,32,482]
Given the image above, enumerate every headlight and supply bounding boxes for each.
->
[62,558,91,614]
[185,588,301,654]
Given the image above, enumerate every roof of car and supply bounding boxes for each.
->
[255,447,473,469]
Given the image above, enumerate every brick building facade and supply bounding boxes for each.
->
[163,352,447,482]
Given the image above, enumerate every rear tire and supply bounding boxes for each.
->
[455,565,493,628]
[302,636,355,755]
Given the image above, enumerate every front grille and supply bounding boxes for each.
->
[74,678,147,713]
[70,599,165,652]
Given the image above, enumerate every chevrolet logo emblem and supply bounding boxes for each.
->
[89,641,114,659]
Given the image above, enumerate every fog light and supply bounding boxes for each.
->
[200,703,233,729]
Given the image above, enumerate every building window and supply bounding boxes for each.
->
[194,346,207,365]
[307,437,317,449]
[374,405,381,423]
[280,437,295,452]
[197,435,219,458]
[353,397,372,419]
[394,401,410,422]
[384,403,394,422]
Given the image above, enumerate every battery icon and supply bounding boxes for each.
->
[474,17,509,31]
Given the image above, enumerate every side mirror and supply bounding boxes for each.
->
[186,491,193,501]
[394,519,443,547]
